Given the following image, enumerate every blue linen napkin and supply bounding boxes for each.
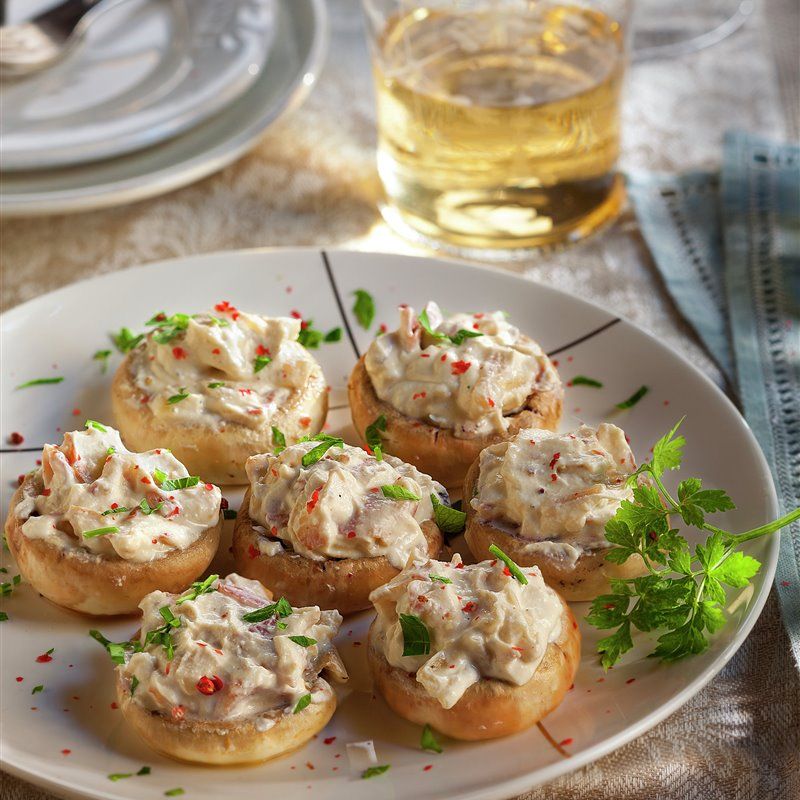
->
[628,131,800,668]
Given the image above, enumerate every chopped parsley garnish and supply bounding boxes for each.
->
[616,385,649,409]
[364,414,387,460]
[150,313,191,345]
[399,613,431,656]
[153,470,200,491]
[324,327,342,342]
[130,676,139,696]
[242,596,293,623]
[489,544,528,585]
[293,693,312,714]
[571,375,603,388]
[254,355,272,373]
[586,419,800,668]
[164,790,185,797]
[301,434,344,468]
[223,509,237,520]
[272,426,286,454]
[288,635,317,647]
[108,773,133,782]
[85,419,107,432]
[0,612,8,622]
[380,485,420,501]
[429,575,452,584]
[296,320,343,349]
[137,766,150,775]
[112,327,144,353]
[362,765,390,779]
[102,506,130,516]
[167,388,189,404]
[90,629,134,664]
[421,724,442,753]
[176,574,218,605]
[16,377,64,389]
[138,498,164,515]
[31,684,43,695]
[93,349,112,372]
[107,446,116,455]
[430,494,466,534]
[145,606,182,660]
[83,526,119,539]
[207,381,225,389]
[352,289,375,329]
[418,309,483,346]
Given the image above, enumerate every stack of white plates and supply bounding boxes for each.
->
[0,0,327,216]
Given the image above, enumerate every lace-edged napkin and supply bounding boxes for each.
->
[628,131,800,669]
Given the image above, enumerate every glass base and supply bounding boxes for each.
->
[379,174,626,262]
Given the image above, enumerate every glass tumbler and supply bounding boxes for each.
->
[360,0,633,257]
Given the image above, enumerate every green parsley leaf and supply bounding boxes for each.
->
[16,377,64,389]
[288,635,317,647]
[616,385,649,409]
[83,526,119,539]
[107,446,116,455]
[418,308,446,341]
[151,313,191,345]
[380,485,420,501]
[448,329,483,345]
[399,613,431,656]
[176,574,218,604]
[488,544,528,585]
[571,375,603,388]
[164,789,185,797]
[108,773,133,782]
[137,766,150,775]
[102,506,130,516]
[364,414,387,460]
[293,693,312,714]
[429,575,452,584]
[207,381,225,389]
[421,724,442,753]
[31,684,43,695]
[242,597,293,623]
[85,419,107,432]
[112,327,144,353]
[139,498,164,515]
[352,289,375,329]
[0,612,8,622]
[301,436,344,468]
[596,620,634,669]
[223,509,237,520]
[254,355,272,373]
[324,327,342,342]
[93,349,112,372]
[153,471,200,491]
[297,320,324,349]
[272,426,286,454]
[130,676,139,696]
[430,494,466,534]
[362,765,390,779]
[167,388,189,404]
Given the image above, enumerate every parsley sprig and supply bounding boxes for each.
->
[418,309,483,346]
[587,419,800,668]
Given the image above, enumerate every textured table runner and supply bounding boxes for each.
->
[1,1,799,798]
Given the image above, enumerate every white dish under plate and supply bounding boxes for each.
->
[0,0,276,171]
[0,249,778,800]
[0,0,326,216]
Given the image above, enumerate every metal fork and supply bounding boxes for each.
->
[0,0,122,78]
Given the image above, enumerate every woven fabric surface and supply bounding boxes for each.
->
[1,1,798,798]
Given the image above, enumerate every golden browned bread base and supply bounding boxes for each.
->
[232,487,443,614]
[347,356,562,492]
[367,595,579,740]
[462,458,647,601]
[4,477,221,616]
[116,672,336,765]
[111,356,328,485]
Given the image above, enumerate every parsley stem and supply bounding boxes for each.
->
[726,507,800,544]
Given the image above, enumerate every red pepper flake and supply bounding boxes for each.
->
[549,452,561,469]
[451,360,471,375]
[110,702,118,709]
[42,488,52,496]
[35,651,54,663]
[239,388,253,396]
[212,348,221,355]
[487,397,495,407]
[271,526,278,535]
[140,394,150,404]
[420,353,430,358]
[306,488,320,513]
[215,301,235,313]
[346,530,356,539]
[290,309,302,319]
[8,432,24,445]
[71,408,80,416]
[626,677,636,684]
[110,502,119,509]
[559,738,573,747]
[503,566,511,577]
[61,749,71,755]
[462,601,476,613]
[472,323,480,330]
[567,356,573,363]
[423,765,433,772]
[663,400,670,406]
[323,736,336,745]
[572,619,578,629]
[550,473,558,482]
[196,675,223,695]
[455,562,464,569]
[440,354,447,362]
[247,408,263,416]
[256,344,270,356]
[141,476,151,484]
[552,359,560,367]
[205,483,214,491]
[248,544,259,559]
[220,497,229,510]
[781,580,791,587]
[17,474,25,486]
[379,323,387,334]
[172,347,187,360]
[352,641,362,647]
[511,646,524,652]
[171,705,185,720]
[412,392,427,400]
[168,507,180,518]
[16,676,23,682]
[299,416,311,428]
[306,762,315,771]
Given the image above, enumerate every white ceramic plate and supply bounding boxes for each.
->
[0,250,777,800]
[0,0,276,170]
[0,0,326,216]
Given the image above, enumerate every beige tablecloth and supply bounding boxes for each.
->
[1,1,798,798]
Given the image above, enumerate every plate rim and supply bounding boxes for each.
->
[0,247,779,799]
[0,0,328,217]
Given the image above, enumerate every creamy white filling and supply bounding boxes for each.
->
[370,555,563,709]
[364,302,560,438]
[16,425,221,563]
[472,423,635,559]
[127,309,322,433]
[120,574,346,722]
[246,441,445,569]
